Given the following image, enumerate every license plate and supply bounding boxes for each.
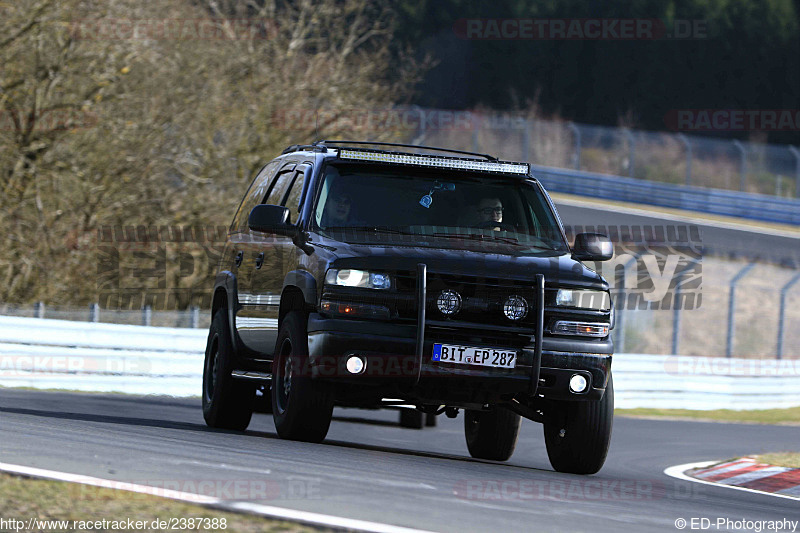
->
[432,343,517,369]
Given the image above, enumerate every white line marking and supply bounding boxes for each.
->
[553,196,800,238]
[663,461,800,502]
[718,466,790,485]
[0,462,436,533]
[0,462,218,504]
[693,459,754,478]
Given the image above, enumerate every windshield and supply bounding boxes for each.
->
[312,163,569,254]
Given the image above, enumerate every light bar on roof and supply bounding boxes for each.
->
[338,149,529,175]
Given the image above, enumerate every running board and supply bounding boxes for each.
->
[231,370,272,382]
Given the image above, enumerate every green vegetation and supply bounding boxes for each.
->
[390,0,800,143]
[0,471,323,532]
[617,406,800,425]
[755,453,800,468]
[0,0,424,308]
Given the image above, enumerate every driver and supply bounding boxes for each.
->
[477,197,504,230]
[324,189,353,226]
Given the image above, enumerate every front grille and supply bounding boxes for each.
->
[395,271,541,329]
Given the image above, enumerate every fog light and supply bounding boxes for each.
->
[346,355,366,374]
[569,374,588,393]
[436,289,462,316]
[503,295,529,321]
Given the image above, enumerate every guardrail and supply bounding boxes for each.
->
[1,316,798,409]
[532,164,800,226]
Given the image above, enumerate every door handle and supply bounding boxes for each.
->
[255,252,264,270]
[234,251,243,267]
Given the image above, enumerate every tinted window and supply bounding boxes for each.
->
[264,169,296,206]
[284,164,311,218]
[313,163,568,254]
[231,161,278,233]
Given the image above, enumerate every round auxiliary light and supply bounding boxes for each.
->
[346,355,366,375]
[503,295,528,321]
[569,374,588,393]
[436,289,462,316]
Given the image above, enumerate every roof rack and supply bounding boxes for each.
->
[280,144,329,155]
[312,140,499,162]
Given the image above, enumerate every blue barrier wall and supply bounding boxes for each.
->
[532,165,800,226]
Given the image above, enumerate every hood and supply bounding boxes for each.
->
[316,237,607,290]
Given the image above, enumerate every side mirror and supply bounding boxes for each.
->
[572,233,614,261]
[248,205,296,237]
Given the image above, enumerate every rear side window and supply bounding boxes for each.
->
[231,161,279,233]
[264,169,296,206]
[284,164,312,219]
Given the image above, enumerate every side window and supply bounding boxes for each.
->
[284,164,311,218]
[264,169,296,206]
[231,161,278,233]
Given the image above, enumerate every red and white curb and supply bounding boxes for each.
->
[0,462,435,533]
[664,459,800,501]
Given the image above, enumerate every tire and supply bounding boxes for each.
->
[464,408,521,461]
[425,412,438,427]
[544,374,614,475]
[202,311,255,430]
[272,311,334,443]
[399,409,424,429]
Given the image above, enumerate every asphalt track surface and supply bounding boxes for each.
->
[554,202,800,267]
[1,389,798,532]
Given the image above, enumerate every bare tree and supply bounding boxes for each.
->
[0,0,425,307]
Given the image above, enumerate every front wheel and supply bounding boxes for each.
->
[464,408,521,461]
[271,311,334,443]
[202,311,255,430]
[544,374,614,475]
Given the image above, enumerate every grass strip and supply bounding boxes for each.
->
[616,406,800,425]
[753,453,800,469]
[0,471,326,532]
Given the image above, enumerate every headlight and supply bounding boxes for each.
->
[555,289,610,311]
[325,269,391,289]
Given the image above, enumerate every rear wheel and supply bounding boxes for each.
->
[399,409,424,429]
[425,412,438,427]
[544,374,614,475]
[464,408,521,461]
[254,386,273,413]
[272,311,334,443]
[202,311,255,430]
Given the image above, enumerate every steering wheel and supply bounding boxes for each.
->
[473,220,515,231]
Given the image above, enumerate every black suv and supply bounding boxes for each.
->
[203,141,615,475]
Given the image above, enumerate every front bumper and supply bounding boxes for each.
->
[307,314,612,403]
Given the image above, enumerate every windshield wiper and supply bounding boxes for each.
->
[324,226,415,235]
[432,232,522,246]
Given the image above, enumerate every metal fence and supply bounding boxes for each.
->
[3,254,798,360]
[401,108,800,198]
[0,303,210,330]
